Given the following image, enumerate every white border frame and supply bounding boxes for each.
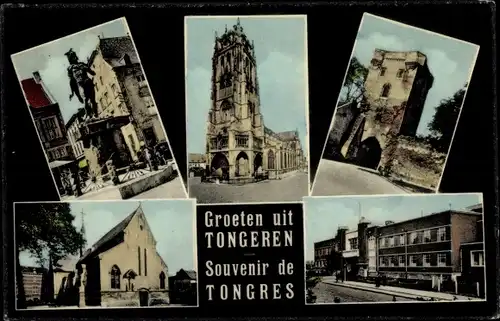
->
[302,192,487,305]
[310,12,480,196]
[10,17,189,201]
[13,197,199,311]
[183,15,311,204]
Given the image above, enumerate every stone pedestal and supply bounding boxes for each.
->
[78,115,132,177]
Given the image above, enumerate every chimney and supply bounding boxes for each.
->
[33,71,42,84]
[385,220,394,226]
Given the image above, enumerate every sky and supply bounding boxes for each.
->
[11,18,128,123]
[304,193,482,261]
[18,200,197,275]
[338,13,479,136]
[185,16,308,154]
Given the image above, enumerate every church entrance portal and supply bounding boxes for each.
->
[356,137,382,170]
[254,153,263,173]
[210,153,229,178]
[235,152,249,177]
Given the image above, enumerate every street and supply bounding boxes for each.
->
[311,281,412,303]
[188,171,309,203]
[131,176,187,199]
[311,159,408,196]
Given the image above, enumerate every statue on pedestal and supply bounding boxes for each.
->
[65,48,99,120]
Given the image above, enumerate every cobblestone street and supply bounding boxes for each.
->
[310,281,412,304]
[188,171,309,204]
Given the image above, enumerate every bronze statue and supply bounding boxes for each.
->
[65,49,98,119]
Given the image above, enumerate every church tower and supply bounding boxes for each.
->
[206,18,265,180]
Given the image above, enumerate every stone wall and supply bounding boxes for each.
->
[330,101,358,146]
[388,136,446,189]
[101,291,139,307]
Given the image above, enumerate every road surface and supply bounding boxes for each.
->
[131,176,187,199]
[311,159,408,196]
[311,281,412,303]
[189,171,309,203]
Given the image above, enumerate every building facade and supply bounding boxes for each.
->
[313,238,336,269]
[20,266,47,302]
[20,72,76,195]
[85,35,167,173]
[206,19,305,181]
[376,208,483,294]
[339,50,438,173]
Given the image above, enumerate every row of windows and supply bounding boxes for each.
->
[379,226,449,248]
[48,145,70,161]
[110,264,167,290]
[36,116,63,142]
[379,67,406,79]
[379,252,450,268]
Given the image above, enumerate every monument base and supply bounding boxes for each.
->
[64,164,177,200]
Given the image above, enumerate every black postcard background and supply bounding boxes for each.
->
[1,2,497,319]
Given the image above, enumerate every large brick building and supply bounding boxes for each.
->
[206,19,305,181]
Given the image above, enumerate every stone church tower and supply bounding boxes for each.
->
[341,49,434,170]
[206,18,265,179]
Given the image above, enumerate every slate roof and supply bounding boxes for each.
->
[79,205,141,263]
[20,78,53,108]
[275,130,299,141]
[93,36,139,67]
[177,269,197,280]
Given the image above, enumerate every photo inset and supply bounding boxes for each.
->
[312,13,480,196]
[185,15,310,204]
[11,17,187,201]
[304,193,485,304]
[14,199,198,309]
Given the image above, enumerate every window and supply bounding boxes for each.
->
[423,254,431,267]
[99,76,103,85]
[143,96,155,109]
[380,257,388,267]
[349,238,358,250]
[399,255,405,267]
[123,54,132,65]
[144,248,148,276]
[380,67,387,76]
[438,253,447,267]
[471,250,484,267]
[380,83,391,98]
[410,232,418,244]
[268,150,275,170]
[400,234,405,246]
[159,271,166,289]
[396,69,405,78]
[136,74,145,83]
[409,255,418,267]
[42,116,61,140]
[138,246,142,275]
[437,227,446,241]
[423,230,432,243]
[110,265,121,289]
[388,236,394,247]
[111,83,118,97]
[390,256,397,267]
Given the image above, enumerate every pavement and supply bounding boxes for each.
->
[319,276,480,302]
[311,281,413,303]
[130,176,187,199]
[311,159,409,196]
[188,171,309,204]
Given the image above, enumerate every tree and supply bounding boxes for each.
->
[339,56,369,105]
[426,85,467,153]
[15,203,85,307]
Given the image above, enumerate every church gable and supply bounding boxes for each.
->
[124,206,157,248]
